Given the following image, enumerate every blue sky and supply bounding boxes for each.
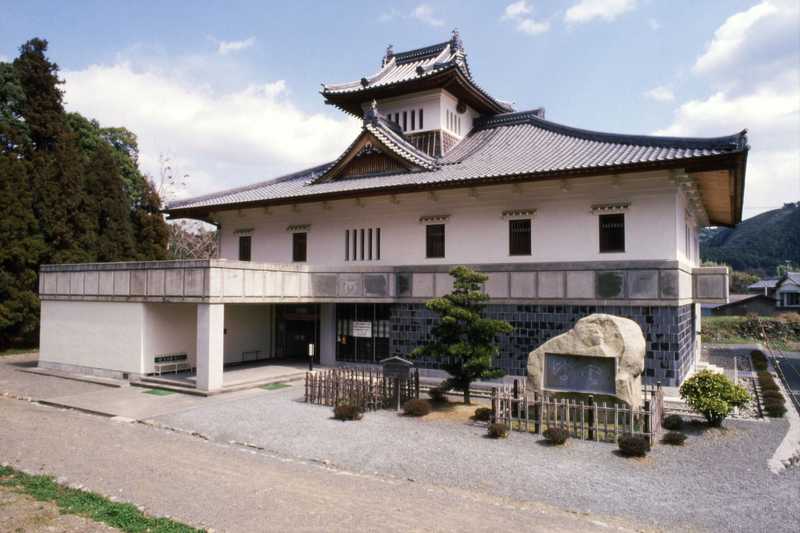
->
[2,1,798,219]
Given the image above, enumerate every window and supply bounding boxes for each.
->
[238,235,251,261]
[345,227,381,261]
[411,110,416,131]
[360,229,365,260]
[292,232,307,262]
[368,228,373,260]
[345,229,349,261]
[599,213,625,253]
[352,228,357,259]
[426,224,445,258]
[402,111,407,131]
[419,108,423,129]
[376,228,381,260]
[509,219,531,256]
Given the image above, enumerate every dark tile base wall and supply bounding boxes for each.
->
[388,303,696,387]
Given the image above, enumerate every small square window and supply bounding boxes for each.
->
[599,213,625,253]
[426,224,445,258]
[292,232,307,262]
[238,235,252,261]
[509,219,531,256]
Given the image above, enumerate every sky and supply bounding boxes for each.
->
[1,0,798,220]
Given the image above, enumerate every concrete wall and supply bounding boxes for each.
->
[142,303,197,374]
[216,172,680,267]
[39,300,145,375]
[223,304,272,363]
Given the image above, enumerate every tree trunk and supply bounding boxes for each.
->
[463,383,471,405]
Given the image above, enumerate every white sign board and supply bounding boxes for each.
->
[352,321,373,338]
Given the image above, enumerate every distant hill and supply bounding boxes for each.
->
[700,202,800,276]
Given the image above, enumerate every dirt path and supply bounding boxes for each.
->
[0,398,650,532]
[0,485,117,532]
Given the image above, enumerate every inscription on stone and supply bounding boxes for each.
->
[543,353,616,394]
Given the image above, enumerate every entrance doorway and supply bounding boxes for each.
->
[275,304,320,363]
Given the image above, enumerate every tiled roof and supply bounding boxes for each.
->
[320,36,512,115]
[749,279,779,289]
[166,109,748,214]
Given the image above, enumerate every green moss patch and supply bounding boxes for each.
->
[261,382,291,391]
[143,388,177,396]
[0,465,202,532]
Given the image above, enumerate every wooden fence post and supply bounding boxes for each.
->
[587,395,595,441]
[491,387,498,423]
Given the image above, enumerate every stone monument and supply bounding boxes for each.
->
[527,314,646,407]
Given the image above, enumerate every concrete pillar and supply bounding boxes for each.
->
[196,303,225,392]
[319,303,337,366]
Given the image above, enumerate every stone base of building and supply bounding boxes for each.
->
[37,360,133,381]
[389,303,697,387]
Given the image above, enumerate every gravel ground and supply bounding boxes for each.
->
[155,385,800,533]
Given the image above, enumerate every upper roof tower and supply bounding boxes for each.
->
[321,30,512,118]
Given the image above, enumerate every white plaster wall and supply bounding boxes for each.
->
[216,172,681,267]
[39,301,145,374]
[142,303,197,374]
[377,90,442,133]
[223,304,272,364]
[676,190,700,267]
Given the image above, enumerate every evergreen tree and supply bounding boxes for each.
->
[132,179,169,261]
[0,156,45,348]
[411,266,513,404]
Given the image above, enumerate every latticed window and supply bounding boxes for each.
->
[509,219,531,255]
[599,213,625,253]
[292,232,307,262]
[238,235,251,261]
[426,224,445,258]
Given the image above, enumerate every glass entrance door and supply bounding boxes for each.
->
[275,304,320,362]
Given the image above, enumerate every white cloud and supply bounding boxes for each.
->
[411,4,444,27]
[644,85,674,102]
[647,18,661,31]
[565,0,637,25]
[502,1,531,19]
[501,1,551,35]
[656,0,800,218]
[216,37,256,56]
[61,61,359,199]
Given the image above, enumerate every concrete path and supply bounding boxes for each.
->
[0,398,647,533]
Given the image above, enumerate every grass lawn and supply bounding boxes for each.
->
[701,316,800,351]
[143,388,178,396]
[261,382,291,391]
[0,465,202,532]
[0,347,38,357]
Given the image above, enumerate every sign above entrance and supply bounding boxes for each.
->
[543,353,616,395]
[351,321,373,338]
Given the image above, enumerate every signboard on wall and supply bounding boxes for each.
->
[351,321,373,338]
[543,353,615,395]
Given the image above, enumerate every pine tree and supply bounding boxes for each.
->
[0,155,45,349]
[132,179,169,261]
[411,266,513,404]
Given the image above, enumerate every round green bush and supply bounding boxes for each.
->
[618,434,651,457]
[662,431,688,446]
[763,398,787,418]
[472,407,492,422]
[679,370,750,427]
[543,427,570,445]
[333,402,363,421]
[750,350,768,371]
[402,399,432,417]
[760,390,785,403]
[427,386,448,403]
[487,422,509,439]
[662,414,684,431]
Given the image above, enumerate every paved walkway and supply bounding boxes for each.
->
[0,398,645,532]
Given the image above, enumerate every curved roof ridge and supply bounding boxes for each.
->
[476,109,748,151]
[394,41,450,63]
[165,162,331,210]
[366,120,438,168]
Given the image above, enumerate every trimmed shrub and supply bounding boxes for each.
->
[679,370,750,427]
[427,386,448,404]
[750,350,768,371]
[662,431,688,446]
[472,407,492,422]
[761,390,785,403]
[333,402,363,421]
[402,399,432,417]
[618,434,651,457]
[487,422,509,439]
[662,414,684,431]
[543,427,570,445]
[764,398,787,418]
[757,372,779,391]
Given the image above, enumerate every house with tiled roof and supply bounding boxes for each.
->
[38,32,747,391]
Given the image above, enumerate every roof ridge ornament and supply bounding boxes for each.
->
[383,44,394,67]
[364,99,380,123]
[450,28,463,52]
